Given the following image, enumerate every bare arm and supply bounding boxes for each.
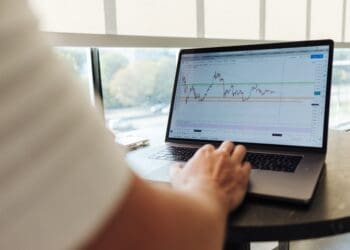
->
[86,141,251,250]
[0,1,248,249]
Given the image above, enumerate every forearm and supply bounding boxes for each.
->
[86,174,227,250]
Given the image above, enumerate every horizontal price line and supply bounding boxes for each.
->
[179,81,315,86]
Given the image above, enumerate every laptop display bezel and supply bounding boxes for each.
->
[165,40,334,153]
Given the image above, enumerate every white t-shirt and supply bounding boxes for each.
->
[0,0,131,249]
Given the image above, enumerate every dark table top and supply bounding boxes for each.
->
[228,130,350,242]
[127,128,350,242]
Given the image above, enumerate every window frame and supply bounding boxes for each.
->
[36,0,350,42]
[50,32,350,131]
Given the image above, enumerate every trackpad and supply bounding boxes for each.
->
[145,165,171,182]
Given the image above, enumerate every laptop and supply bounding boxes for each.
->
[127,40,334,204]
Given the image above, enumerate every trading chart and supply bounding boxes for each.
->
[169,46,330,147]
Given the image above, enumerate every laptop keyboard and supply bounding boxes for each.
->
[150,146,198,162]
[150,146,302,173]
[244,152,302,173]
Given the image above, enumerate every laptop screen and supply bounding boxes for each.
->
[167,43,331,148]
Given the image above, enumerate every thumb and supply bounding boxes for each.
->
[169,163,183,180]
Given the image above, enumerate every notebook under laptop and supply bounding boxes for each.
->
[127,40,334,204]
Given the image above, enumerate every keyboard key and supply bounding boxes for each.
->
[244,152,302,173]
[150,146,198,162]
[150,147,302,173]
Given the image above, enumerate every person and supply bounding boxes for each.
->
[0,0,251,249]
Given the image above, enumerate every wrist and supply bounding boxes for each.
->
[173,179,229,222]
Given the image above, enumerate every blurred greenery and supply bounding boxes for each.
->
[100,51,129,109]
[54,47,350,128]
[56,48,91,95]
[55,47,178,110]
[100,51,129,84]
[57,48,86,72]
[100,49,177,109]
[333,67,348,84]
[334,49,350,61]
[329,49,350,127]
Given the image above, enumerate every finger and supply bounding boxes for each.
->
[231,145,247,163]
[169,163,183,179]
[242,161,252,172]
[217,140,234,155]
[198,144,215,153]
[240,161,252,181]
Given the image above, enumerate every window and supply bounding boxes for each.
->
[29,0,105,34]
[55,47,95,104]
[54,47,350,132]
[99,48,179,133]
[205,0,260,39]
[53,47,350,132]
[28,0,350,43]
[310,0,343,41]
[265,0,307,40]
[330,49,350,130]
[345,2,350,41]
[116,0,197,37]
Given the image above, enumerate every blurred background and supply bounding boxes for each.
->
[27,1,350,249]
[28,0,350,134]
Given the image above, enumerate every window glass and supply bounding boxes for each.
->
[310,0,343,41]
[205,0,260,39]
[266,0,307,40]
[97,48,350,133]
[55,47,95,104]
[99,48,179,133]
[330,49,350,130]
[116,0,196,37]
[29,0,105,34]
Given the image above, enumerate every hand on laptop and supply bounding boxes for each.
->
[170,141,251,216]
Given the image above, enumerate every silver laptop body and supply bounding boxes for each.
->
[127,40,334,204]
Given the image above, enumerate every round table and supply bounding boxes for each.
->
[225,130,350,249]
